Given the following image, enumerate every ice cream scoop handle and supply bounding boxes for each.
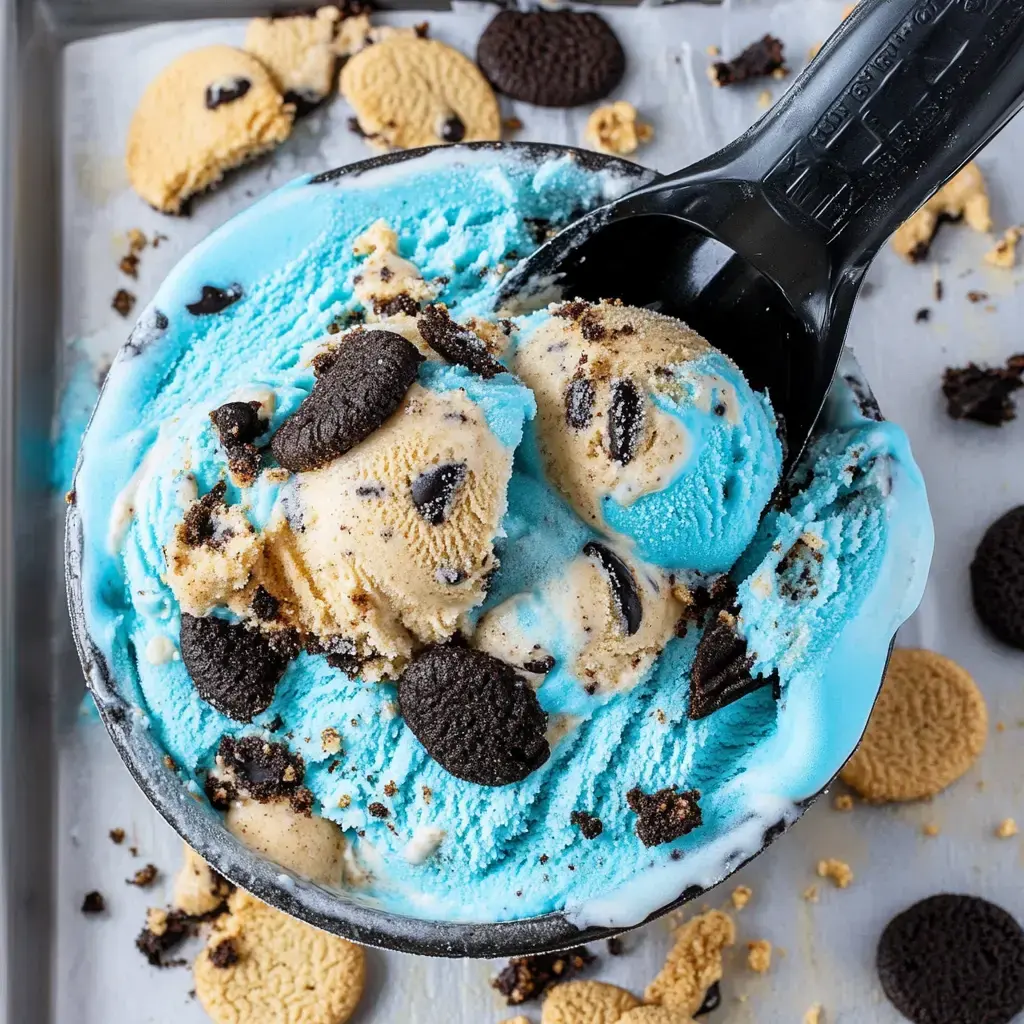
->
[750,0,1024,270]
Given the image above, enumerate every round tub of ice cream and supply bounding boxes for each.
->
[66,142,933,957]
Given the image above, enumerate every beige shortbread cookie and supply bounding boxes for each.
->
[245,6,346,111]
[126,46,293,214]
[540,980,641,1024]
[644,910,735,1015]
[194,890,364,1024]
[173,844,231,917]
[584,101,653,156]
[340,35,500,150]
[840,648,988,802]
[618,1008,697,1023]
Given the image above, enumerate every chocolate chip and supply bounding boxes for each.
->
[186,284,243,315]
[689,617,780,719]
[565,376,595,429]
[208,937,239,969]
[583,541,642,636]
[607,378,645,464]
[81,891,106,914]
[411,462,467,525]
[492,948,595,1005]
[272,330,422,472]
[710,35,787,86]
[251,585,280,622]
[398,645,549,786]
[626,785,702,847]
[942,356,1024,425]
[211,401,264,445]
[570,810,603,839]
[179,614,295,722]
[439,113,466,143]
[417,304,505,378]
[205,76,252,110]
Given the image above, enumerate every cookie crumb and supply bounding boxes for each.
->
[627,785,702,847]
[321,727,342,755]
[804,1004,824,1024]
[645,909,735,1015]
[584,101,653,156]
[109,828,126,844]
[985,227,1021,269]
[606,936,623,955]
[81,891,106,915]
[757,88,772,109]
[747,939,772,974]
[112,288,136,318]
[710,35,787,86]
[570,810,603,840]
[731,884,752,909]
[802,884,820,902]
[817,858,853,888]
[502,116,524,133]
[922,823,941,837]
[207,936,239,969]
[492,948,595,1005]
[942,355,1024,425]
[500,1018,531,1024]
[995,818,1019,838]
[128,864,159,888]
[832,794,854,812]
[915,307,931,323]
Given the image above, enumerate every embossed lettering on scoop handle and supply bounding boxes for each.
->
[747,0,1024,268]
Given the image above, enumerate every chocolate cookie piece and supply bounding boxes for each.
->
[209,734,311,815]
[179,614,295,721]
[571,810,603,839]
[607,378,645,465]
[187,283,243,315]
[398,645,549,786]
[417,304,504,379]
[877,894,1024,1024]
[410,462,467,525]
[710,35,787,87]
[271,330,423,472]
[583,541,642,636]
[942,355,1024,425]
[211,401,264,445]
[476,10,625,108]
[971,505,1024,650]
[689,617,780,720]
[627,785,702,847]
[492,948,595,1005]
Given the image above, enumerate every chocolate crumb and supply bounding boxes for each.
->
[112,289,137,318]
[251,585,280,622]
[208,937,240,969]
[934,278,944,301]
[710,35,787,86]
[968,290,989,303]
[135,909,195,967]
[492,947,596,1004]
[570,810,604,840]
[627,785,702,847]
[81,891,106,915]
[109,828,126,845]
[120,253,140,278]
[942,355,1024,425]
[368,801,389,818]
[128,864,159,888]
[915,308,931,323]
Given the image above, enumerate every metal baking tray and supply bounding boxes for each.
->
[4,0,1022,1020]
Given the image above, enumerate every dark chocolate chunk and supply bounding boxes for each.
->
[971,505,1024,650]
[182,481,228,548]
[271,330,422,472]
[492,947,595,1005]
[135,909,195,967]
[398,645,549,786]
[410,462,467,525]
[207,937,240,969]
[565,376,595,430]
[251,585,280,622]
[477,10,625,107]
[570,810,603,839]
[417,304,505,379]
[877,893,1024,1024]
[439,113,466,143]
[186,284,243,315]
[942,355,1024,425]
[81,891,106,915]
[205,76,251,110]
[710,35,787,86]
[211,401,264,446]
[583,541,642,636]
[112,288,136,318]
[213,734,310,813]
[179,614,295,722]
[689,617,780,719]
[607,378,645,465]
[627,785,702,847]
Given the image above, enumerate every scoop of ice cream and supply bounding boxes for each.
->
[514,300,782,573]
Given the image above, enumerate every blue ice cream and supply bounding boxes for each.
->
[70,148,933,928]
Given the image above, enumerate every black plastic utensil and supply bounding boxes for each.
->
[500,0,1024,463]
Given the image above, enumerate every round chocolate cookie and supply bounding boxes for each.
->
[877,894,1024,1024]
[971,505,1024,650]
[476,10,625,108]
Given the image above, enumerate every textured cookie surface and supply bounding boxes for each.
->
[540,980,640,1024]
[877,893,1024,1024]
[618,1008,697,1024]
[194,890,365,1024]
[340,36,499,150]
[840,648,987,802]
[644,910,735,1015]
[126,46,293,213]
[477,10,625,107]
[971,505,1024,649]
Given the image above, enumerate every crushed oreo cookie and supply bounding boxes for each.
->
[398,645,549,786]
[186,283,243,315]
[136,909,196,968]
[208,937,240,969]
[211,401,264,446]
[627,785,702,847]
[690,616,780,719]
[417,304,505,378]
[410,461,467,525]
[182,481,229,547]
[373,293,421,318]
[81,891,106,915]
[492,947,596,1004]
[210,734,311,814]
[251,585,280,622]
[710,35,787,86]
[205,76,252,110]
[942,354,1024,425]
[571,810,604,839]
[523,654,556,675]
[583,541,642,635]
[272,330,422,472]
[179,614,296,722]
[607,378,645,464]
[565,376,595,429]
